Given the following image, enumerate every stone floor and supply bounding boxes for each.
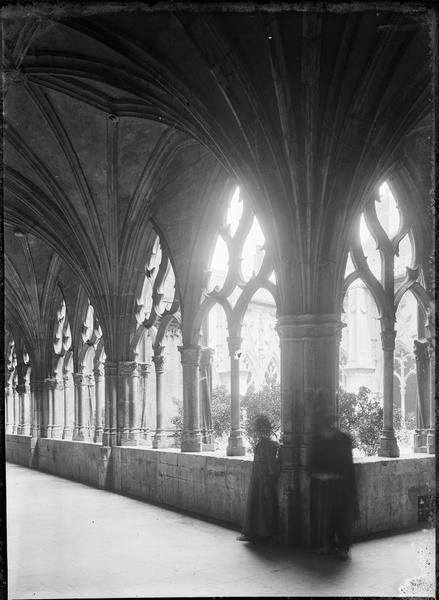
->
[6,462,435,598]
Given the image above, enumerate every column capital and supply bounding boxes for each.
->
[44,377,57,390]
[104,361,118,377]
[94,364,105,378]
[54,378,64,391]
[227,337,242,357]
[276,314,343,340]
[119,361,138,378]
[152,355,165,372]
[178,345,201,366]
[380,330,396,351]
[137,362,151,376]
[72,372,88,386]
[16,382,31,395]
[200,347,215,366]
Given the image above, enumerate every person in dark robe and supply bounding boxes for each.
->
[237,414,280,544]
[311,413,359,559]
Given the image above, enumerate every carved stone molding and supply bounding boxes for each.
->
[178,346,201,366]
[104,361,118,377]
[137,362,151,377]
[276,314,343,341]
[118,361,138,378]
[152,355,165,372]
[72,373,88,386]
[227,337,242,358]
[380,330,396,351]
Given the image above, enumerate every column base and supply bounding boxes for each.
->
[226,430,246,456]
[414,429,435,454]
[120,435,141,447]
[426,429,435,454]
[21,425,31,436]
[153,432,170,449]
[378,430,400,457]
[181,429,203,452]
[31,426,41,439]
[102,430,118,447]
[62,428,73,440]
[73,428,90,441]
[93,429,103,444]
[51,426,63,439]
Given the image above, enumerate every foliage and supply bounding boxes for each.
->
[241,380,281,451]
[394,407,416,445]
[338,386,383,456]
[170,385,232,441]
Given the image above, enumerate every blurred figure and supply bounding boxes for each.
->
[311,412,359,559]
[237,414,280,544]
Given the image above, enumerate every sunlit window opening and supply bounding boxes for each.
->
[376,182,400,238]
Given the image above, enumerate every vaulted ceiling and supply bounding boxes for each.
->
[3,5,434,367]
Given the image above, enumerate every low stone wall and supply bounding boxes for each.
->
[36,438,111,489]
[6,435,435,539]
[353,454,435,537]
[5,434,33,467]
[111,447,252,527]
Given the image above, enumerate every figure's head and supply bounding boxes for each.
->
[253,414,273,439]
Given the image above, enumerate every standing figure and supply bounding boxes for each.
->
[311,413,359,559]
[237,414,280,544]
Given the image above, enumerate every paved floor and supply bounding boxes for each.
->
[6,462,435,598]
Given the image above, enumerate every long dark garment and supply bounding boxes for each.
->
[311,428,359,552]
[242,437,280,540]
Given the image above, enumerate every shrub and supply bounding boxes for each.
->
[338,386,383,456]
[242,381,281,451]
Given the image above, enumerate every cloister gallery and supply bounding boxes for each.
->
[3,3,435,548]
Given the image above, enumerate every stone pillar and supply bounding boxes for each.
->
[62,375,74,440]
[119,361,141,446]
[30,380,43,439]
[276,314,343,547]
[426,343,435,454]
[152,352,168,449]
[51,379,64,439]
[73,373,90,441]
[12,383,20,434]
[44,378,55,438]
[226,336,246,456]
[178,346,203,452]
[200,348,215,450]
[138,363,152,443]
[103,361,118,447]
[5,380,14,434]
[378,329,399,457]
[93,365,105,443]
[17,382,31,435]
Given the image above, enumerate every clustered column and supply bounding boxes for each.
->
[103,361,118,446]
[93,364,105,443]
[73,373,90,441]
[62,374,74,440]
[276,314,343,547]
[5,375,15,434]
[16,381,31,435]
[178,345,202,452]
[119,361,140,446]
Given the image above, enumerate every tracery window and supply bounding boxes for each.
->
[341,181,433,456]
[198,186,278,455]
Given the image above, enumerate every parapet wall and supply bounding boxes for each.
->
[6,435,435,538]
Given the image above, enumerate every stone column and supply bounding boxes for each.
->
[226,336,246,456]
[12,383,20,434]
[51,379,64,439]
[44,378,55,438]
[200,348,215,450]
[426,343,435,454]
[119,361,141,446]
[103,361,118,447]
[378,329,399,457]
[152,352,168,448]
[16,382,31,435]
[178,346,203,452]
[5,380,14,434]
[30,380,43,439]
[138,363,152,443]
[62,375,74,440]
[276,314,343,547]
[73,373,90,441]
[93,365,105,443]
